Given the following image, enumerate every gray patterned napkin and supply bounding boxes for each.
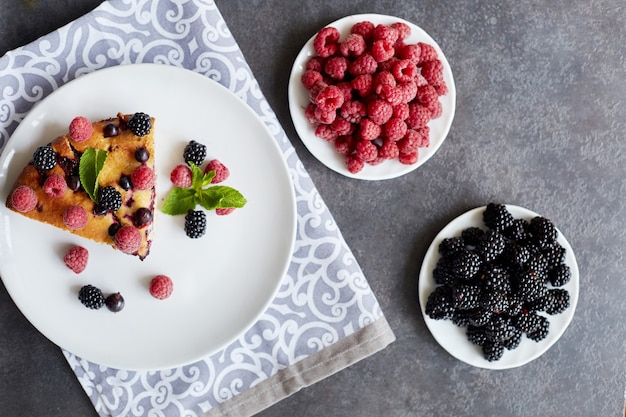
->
[0,1,395,416]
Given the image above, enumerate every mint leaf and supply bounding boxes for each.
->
[79,147,107,202]
[189,162,205,190]
[198,186,247,210]
[202,170,216,188]
[161,187,198,215]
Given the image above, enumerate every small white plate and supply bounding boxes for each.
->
[288,13,456,180]
[418,205,579,370]
[0,64,297,370]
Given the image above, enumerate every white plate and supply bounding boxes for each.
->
[288,13,456,180]
[418,205,579,370]
[0,64,297,370]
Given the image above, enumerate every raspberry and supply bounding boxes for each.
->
[313,26,340,58]
[350,21,375,41]
[114,226,142,254]
[336,81,353,102]
[371,40,395,62]
[216,207,235,216]
[383,118,407,141]
[308,80,328,103]
[406,103,431,129]
[150,275,173,300]
[323,56,348,80]
[392,59,418,83]
[398,43,421,65]
[350,74,373,97]
[379,139,399,159]
[367,99,393,125]
[345,154,364,174]
[68,116,93,142]
[183,140,207,167]
[421,59,445,87]
[64,246,89,274]
[416,84,439,108]
[398,81,418,103]
[373,71,396,94]
[434,81,449,96]
[377,57,399,73]
[10,185,38,212]
[429,101,443,119]
[392,103,410,120]
[391,22,411,42]
[348,53,378,76]
[170,164,192,188]
[417,126,431,147]
[63,205,88,230]
[305,56,324,72]
[315,85,345,112]
[43,174,67,198]
[355,140,378,162]
[330,117,353,136]
[367,153,385,166]
[398,150,418,165]
[334,135,355,155]
[32,145,57,171]
[315,124,338,142]
[340,100,367,123]
[185,209,206,238]
[417,42,439,64]
[397,131,419,154]
[313,106,337,124]
[304,103,318,124]
[301,70,323,90]
[131,165,155,190]
[378,84,403,105]
[359,118,382,141]
[372,24,399,44]
[339,33,366,57]
[205,159,230,183]
[127,112,152,137]
[78,285,105,309]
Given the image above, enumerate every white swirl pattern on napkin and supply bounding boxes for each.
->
[0,1,386,416]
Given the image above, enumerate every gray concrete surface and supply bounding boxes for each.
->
[1,0,624,416]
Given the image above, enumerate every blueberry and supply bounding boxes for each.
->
[103,123,119,137]
[105,292,125,312]
[108,223,121,236]
[67,175,81,191]
[134,208,153,226]
[135,147,149,163]
[119,175,132,190]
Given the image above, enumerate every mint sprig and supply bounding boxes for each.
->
[79,147,108,202]
[162,163,247,215]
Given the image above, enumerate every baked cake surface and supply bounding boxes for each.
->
[5,113,156,259]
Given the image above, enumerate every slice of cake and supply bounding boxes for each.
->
[5,112,156,260]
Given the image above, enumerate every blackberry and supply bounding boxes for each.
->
[97,186,123,212]
[481,265,511,294]
[548,264,571,287]
[545,289,570,315]
[526,253,549,275]
[485,315,515,343]
[452,285,481,310]
[525,294,553,313]
[432,257,456,285]
[475,230,506,263]
[515,270,549,302]
[466,325,488,346]
[503,218,530,242]
[461,227,484,247]
[482,341,504,362]
[32,145,57,171]
[480,290,509,314]
[183,140,207,167]
[529,216,558,249]
[527,317,550,342]
[449,249,482,281]
[507,295,524,316]
[466,307,493,327]
[438,237,465,258]
[78,285,106,309]
[127,112,152,136]
[503,241,531,269]
[184,209,206,239]
[542,242,566,270]
[425,285,455,320]
[452,309,474,327]
[483,203,514,232]
[514,312,547,334]
[502,329,522,350]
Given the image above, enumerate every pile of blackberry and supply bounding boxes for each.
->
[425,203,571,362]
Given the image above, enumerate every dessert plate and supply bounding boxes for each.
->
[418,205,579,370]
[0,64,297,370]
[288,13,456,180]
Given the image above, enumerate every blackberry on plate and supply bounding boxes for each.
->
[452,285,482,310]
[514,312,547,334]
[475,229,506,263]
[438,237,465,258]
[526,253,549,275]
[184,209,206,238]
[183,140,207,167]
[127,112,152,136]
[32,145,57,171]
[480,290,509,314]
[425,285,454,320]
[483,203,514,232]
[529,216,558,249]
[503,218,530,242]
[503,241,531,269]
[97,186,123,212]
[545,288,570,315]
[507,295,524,316]
[542,242,566,270]
[78,285,105,309]
[466,325,488,346]
[482,341,504,362]
[449,249,482,281]
[432,257,456,285]
[461,227,484,247]
[485,315,516,343]
[481,264,511,294]
[548,264,571,287]
[527,317,550,342]
[502,328,523,350]
[515,270,549,302]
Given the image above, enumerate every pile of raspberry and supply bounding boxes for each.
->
[301,20,448,174]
